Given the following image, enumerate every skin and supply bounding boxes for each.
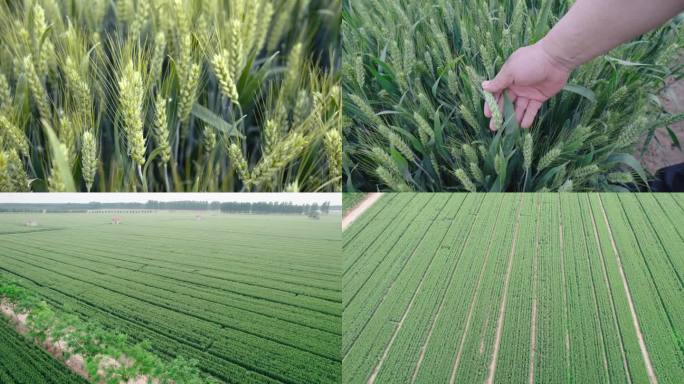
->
[483,0,684,130]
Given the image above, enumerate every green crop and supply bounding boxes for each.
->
[0,315,90,384]
[342,0,684,192]
[0,0,342,192]
[0,279,214,383]
[342,193,684,383]
[0,210,342,384]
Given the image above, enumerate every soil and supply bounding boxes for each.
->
[637,76,684,174]
[342,193,383,231]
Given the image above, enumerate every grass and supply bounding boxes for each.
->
[342,193,684,383]
[0,210,341,384]
[0,0,342,192]
[342,0,684,192]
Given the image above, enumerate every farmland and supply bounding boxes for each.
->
[0,211,341,384]
[343,193,684,383]
[0,318,90,384]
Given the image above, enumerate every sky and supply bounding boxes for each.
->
[0,193,341,205]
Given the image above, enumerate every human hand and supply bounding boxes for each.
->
[482,43,571,130]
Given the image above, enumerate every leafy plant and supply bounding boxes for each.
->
[0,0,342,192]
[342,0,684,192]
[0,276,216,383]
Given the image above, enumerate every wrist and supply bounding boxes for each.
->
[536,36,578,73]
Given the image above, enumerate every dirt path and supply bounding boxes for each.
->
[597,196,658,384]
[485,195,525,384]
[342,193,383,231]
[637,76,684,174]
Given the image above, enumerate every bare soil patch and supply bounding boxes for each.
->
[342,193,383,231]
[637,75,684,174]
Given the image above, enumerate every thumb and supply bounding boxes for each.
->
[482,68,513,93]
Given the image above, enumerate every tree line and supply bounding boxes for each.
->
[0,201,336,215]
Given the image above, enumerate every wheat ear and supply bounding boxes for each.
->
[324,129,342,189]
[81,130,98,192]
[153,94,171,164]
[118,62,146,166]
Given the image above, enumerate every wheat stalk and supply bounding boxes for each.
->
[178,62,200,122]
[0,74,11,112]
[227,142,251,188]
[153,94,171,164]
[118,61,146,166]
[454,168,476,192]
[150,32,167,81]
[523,133,533,170]
[537,146,561,172]
[483,91,502,130]
[0,115,28,156]
[23,56,51,120]
[0,149,29,192]
[211,51,240,103]
[202,126,216,154]
[81,130,98,192]
[263,118,279,155]
[324,129,342,190]
[249,132,309,187]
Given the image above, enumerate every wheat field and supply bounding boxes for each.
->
[0,0,341,192]
[343,0,684,192]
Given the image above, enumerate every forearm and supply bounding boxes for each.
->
[539,0,684,70]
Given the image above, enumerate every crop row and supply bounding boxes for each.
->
[0,255,339,361]
[601,194,684,382]
[372,194,483,384]
[343,193,451,357]
[0,213,341,384]
[0,263,336,384]
[15,234,341,290]
[343,193,684,384]
[1,239,341,307]
[9,228,340,282]
[0,247,339,336]
[0,318,89,384]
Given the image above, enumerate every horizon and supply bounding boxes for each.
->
[0,193,341,205]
